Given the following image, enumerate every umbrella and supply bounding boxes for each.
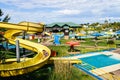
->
[66,41,80,46]
[91,32,103,37]
[66,41,80,52]
[76,33,85,36]
[115,30,120,35]
[75,33,85,40]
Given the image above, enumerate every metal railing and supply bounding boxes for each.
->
[78,61,120,80]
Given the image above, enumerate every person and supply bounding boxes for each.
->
[95,36,98,40]
[38,37,41,43]
[42,50,48,58]
[70,45,74,52]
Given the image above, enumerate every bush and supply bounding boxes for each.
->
[107,40,115,44]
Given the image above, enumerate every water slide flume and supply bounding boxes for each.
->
[0,22,51,77]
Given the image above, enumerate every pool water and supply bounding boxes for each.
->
[79,54,120,68]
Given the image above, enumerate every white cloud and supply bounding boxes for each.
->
[100,17,120,21]
[1,0,120,23]
[1,0,120,13]
[91,9,104,16]
[2,8,63,23]
[57,9,81,15]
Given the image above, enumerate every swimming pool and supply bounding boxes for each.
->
[79,54,120,68]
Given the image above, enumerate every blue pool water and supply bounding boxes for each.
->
[79,54,120,68]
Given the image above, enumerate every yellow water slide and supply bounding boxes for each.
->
[44,32,51,36]
[0,22,51,77]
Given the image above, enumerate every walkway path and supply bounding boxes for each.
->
[112,48,120,54]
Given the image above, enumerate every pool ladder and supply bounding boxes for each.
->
[79,61,120,80]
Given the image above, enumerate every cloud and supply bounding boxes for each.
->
[100,17,120,21]
[1,0,120,23]
[1,0,120,13]
[2,8,64,23]
[56,9,81,15]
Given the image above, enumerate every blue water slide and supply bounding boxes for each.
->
[54,35,60,45]
[3,42,16,49]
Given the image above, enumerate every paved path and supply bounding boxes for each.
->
[112,48,120,54]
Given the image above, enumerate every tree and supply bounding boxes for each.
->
[0,9,10,22]
[90,22,100,31]
[2,14,10,22]
[0,9,10,63]
[0,9,10,31]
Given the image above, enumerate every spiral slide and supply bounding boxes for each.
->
[0,22,51,77]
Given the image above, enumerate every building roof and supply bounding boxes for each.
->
[46,22,80,28]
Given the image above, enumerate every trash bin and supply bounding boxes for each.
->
[29,35,35,40]
[51,50,56,57]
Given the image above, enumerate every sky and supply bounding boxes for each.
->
[0,0,120,24]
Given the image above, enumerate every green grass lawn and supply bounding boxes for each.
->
[0,64,96,80]
[30,37,119,49]
[1,37,119,80]
[0,46,97,80]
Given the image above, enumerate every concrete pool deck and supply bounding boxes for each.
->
[91,63,120,75]
[95,51,120,75]
[69,51,120,76]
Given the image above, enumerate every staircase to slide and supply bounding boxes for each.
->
[76,61,120,80]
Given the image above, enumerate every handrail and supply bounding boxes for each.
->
[79,60,119,80]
